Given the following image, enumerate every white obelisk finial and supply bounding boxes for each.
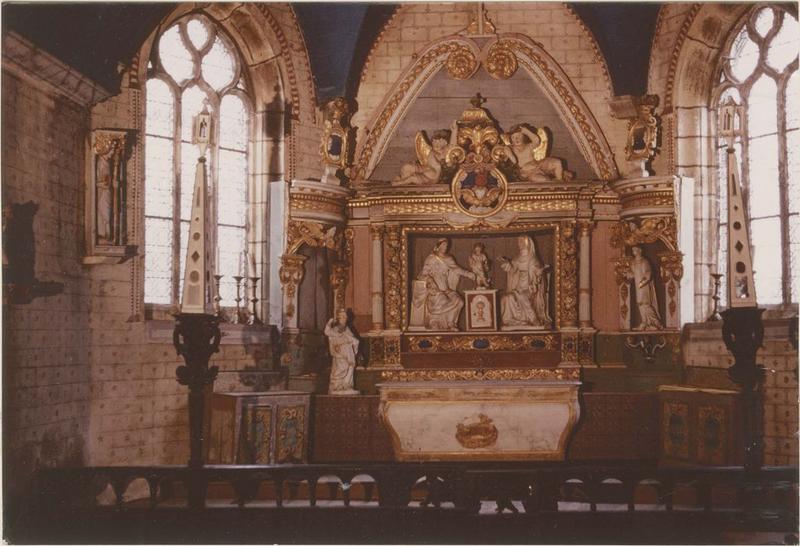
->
[180,104,213,314]
[719,97,757,308]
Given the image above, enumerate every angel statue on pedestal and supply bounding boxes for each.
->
[392,121,459,186]
[500,124,574,182]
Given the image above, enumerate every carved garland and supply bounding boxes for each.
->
[614,257,633,321]
[384,226,403,330]
[559,221,578,328]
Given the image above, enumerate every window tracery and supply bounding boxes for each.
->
[144,14,251,309]
[714,5,798,306]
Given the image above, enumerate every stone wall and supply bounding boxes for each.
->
[2,71,91,496]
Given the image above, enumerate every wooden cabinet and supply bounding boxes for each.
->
[658,385,743,466]
[206,391,311,464]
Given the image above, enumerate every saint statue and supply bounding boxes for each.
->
[392,122,458,186]
[93,134,126,246]
[628,246,663,330]
[501,124,573,182]
[499,236,552,328]
[324,308,360,395]
[469,242,491,288]
[409,238,476,331]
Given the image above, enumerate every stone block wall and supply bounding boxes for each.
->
[2,71,91,495]
[683,319,798,466]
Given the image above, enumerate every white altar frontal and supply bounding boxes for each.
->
[378,369,580,461]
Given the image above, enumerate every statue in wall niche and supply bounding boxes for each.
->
[324,308,359,395]
[500,125,574,182]
[93,131,127,246]
[628,246,663,330]
[499,236,552,329]
[392,124,458,186]
[409,238,476,331]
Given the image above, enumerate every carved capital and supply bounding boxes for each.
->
[279,254,307,318]
[369,224,385,241]
[659,252,684,282]
[577,220,595,238]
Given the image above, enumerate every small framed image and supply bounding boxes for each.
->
[465,289,498,331]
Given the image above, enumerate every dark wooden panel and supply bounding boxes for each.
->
[311,395,394,462]
[568,393,659,460]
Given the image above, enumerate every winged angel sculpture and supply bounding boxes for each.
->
[500,125,574,182]
[392,122,459,186]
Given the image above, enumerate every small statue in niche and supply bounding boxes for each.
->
[627,246,663,330]
[93,131,127,246]
[469,242,491,288]
[500,124,573,182]
[409,238,476,331]
[392,123,458,186]
[324,308,359,395]
[499,236,552,329]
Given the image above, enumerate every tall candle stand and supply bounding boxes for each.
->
[249,276,262,325]
[212,275,223,317]
[707,273,723,322]
[233,276,245,324]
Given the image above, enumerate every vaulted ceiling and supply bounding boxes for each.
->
[2,2,661,100]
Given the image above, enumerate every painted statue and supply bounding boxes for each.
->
[469,242,491,288]
[501,124,573,182]
[628,246,663,330]
[409,238,476,331]
[324,308,359,394]
[93,132,126,246]
[392,123,458,186]
[499,236,551,328]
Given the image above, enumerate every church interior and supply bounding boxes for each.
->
[2,2,798,543]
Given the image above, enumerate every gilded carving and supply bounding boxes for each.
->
[320,96,354,172]
[329,261,349,311]
[286,220,341,255]
[381,367,581,382]
[354,37,619,182]
[289,194,344,216]
[466,4,496,34]
[446,45,479,80]
[456,414,498,448]
[384,226,403,330]
[369,224,385,241]
[611,216,677,251]
[614,257,632,321]
[343,227,354,262]
[279,254,306,318]
[625,95,660,162]
[559,222,578,328]
[384,335,401,367]
[560,332,578,363]
[659,251,684,320]
[367,336,385,366]
[484,41,518,80]
[406,334,557,353]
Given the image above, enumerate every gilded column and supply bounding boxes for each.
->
[370,224,385,331]
[558,221,578,329]
[384,225,402,331]
[577,221,593,328]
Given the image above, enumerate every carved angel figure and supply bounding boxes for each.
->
[501,124,573,182]
[392,123,458,186]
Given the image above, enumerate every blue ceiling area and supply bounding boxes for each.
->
[1,2,662,101]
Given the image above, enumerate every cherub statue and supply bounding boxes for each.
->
[469,242,491,288]
[501,124,574,182]
[392,122,458,186]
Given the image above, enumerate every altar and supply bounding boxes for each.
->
[278,87,688,462]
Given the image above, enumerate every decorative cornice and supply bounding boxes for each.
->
[380,367,581,382]
[2,32,112,107]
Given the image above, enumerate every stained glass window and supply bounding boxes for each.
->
[716,6,798,306]
[145,14,250,307]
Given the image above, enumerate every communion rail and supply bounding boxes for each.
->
[12,462,798,543]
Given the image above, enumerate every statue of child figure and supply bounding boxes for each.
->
[469,242,491,288]
[324,308,360,395]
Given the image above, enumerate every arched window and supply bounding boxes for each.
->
[144,14,250,308]
[715,5,799,306]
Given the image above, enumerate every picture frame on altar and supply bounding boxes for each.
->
[465,289,498,331]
